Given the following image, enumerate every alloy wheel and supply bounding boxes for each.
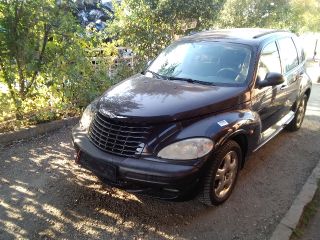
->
[296,97,306,127]
[214,150,238,198]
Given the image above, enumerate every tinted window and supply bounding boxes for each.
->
[277,37,299,73]
[147,42,252,86]
[292,36,305,63]
[257,42,281,81]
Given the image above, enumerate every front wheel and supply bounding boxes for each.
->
[286,94,307,131]
[198,140,241,206]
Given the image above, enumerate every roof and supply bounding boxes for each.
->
[180,28,292,46]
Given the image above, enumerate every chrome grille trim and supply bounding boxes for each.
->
[88,112,150,157]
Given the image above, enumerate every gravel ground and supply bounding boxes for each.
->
[1,84,319,240]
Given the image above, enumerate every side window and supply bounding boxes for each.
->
[277,37,299,73]
[292,36,305,64]
[257,42,282,81]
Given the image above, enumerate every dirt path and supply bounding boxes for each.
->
[1,85,320,240]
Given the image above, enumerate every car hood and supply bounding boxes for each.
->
[97,74,250,124]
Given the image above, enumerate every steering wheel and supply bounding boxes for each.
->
[217,68,238,79]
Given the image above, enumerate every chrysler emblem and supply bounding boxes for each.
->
[99,109,126,119]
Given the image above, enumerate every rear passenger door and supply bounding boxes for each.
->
[276,37,300,117]
[292,36,308,98]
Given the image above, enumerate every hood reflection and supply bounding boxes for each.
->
[98,74,247,123]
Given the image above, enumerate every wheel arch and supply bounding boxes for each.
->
[230,133,248,169]
[305,88,311,101]
[292,87,311,112]
[215,130,249,169]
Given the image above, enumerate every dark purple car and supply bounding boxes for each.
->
[72,28,312,205]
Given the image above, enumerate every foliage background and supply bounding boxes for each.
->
[0,0,319,132]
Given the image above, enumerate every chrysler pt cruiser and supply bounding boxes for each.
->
[72,28,312,205]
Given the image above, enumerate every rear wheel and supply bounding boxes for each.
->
[198,140,241,206]
[286,94,307,131]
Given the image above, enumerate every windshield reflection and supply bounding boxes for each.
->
[147,41,252,86]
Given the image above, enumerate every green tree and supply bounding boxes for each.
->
[110,0,225,59]
[0,0,86,118]
[290,0,320,33]
[217,0,292,29]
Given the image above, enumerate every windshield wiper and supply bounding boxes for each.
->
[143,70,167,80]
[168,76,215,86]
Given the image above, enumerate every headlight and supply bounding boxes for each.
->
[79,99,99,130]
[157,138,214,160]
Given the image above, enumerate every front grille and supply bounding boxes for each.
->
[88,111,150,157]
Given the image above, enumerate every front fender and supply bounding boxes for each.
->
[151,110,261,160]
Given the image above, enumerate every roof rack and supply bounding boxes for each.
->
[253,30,289,39]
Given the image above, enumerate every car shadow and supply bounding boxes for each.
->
[1,86,319,239]
[0,130,209,239]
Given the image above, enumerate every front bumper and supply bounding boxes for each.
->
[72,125,203,199]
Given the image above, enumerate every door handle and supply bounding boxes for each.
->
[296,72,303,81]
[280,85,288,90]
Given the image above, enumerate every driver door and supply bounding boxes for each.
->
[251,41,282,132]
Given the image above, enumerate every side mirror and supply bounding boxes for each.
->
[257,72,284,88]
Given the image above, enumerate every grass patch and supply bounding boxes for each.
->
[290,179,320,239]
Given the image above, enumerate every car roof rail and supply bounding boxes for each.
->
[253,29,289,39]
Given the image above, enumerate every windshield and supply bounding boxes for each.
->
[147,41,252,86]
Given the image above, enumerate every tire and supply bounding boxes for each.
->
[197,140,242,206]
[286,94,307,131]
